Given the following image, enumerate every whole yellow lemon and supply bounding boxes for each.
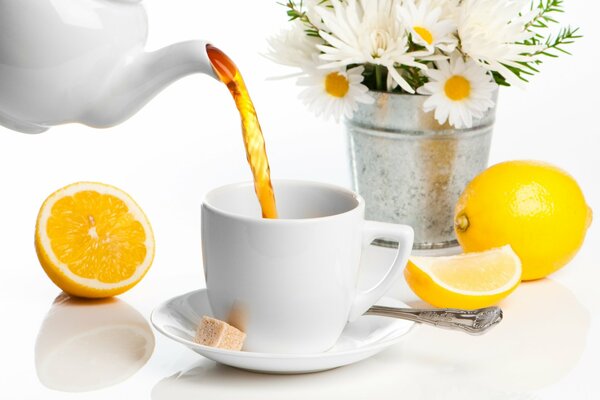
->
[454,161,592,281]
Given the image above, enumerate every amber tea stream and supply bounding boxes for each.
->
[206,45,278,219]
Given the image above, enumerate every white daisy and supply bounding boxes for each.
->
[427,0,460,19]
[265,21,322,71]
[304,0,329,31]
[457,0,539,86]
[314,0,427,93]
[297,66,374,122]
[418,54,498,129]
[399,0,457,53]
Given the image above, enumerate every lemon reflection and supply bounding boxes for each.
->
[401,278,590,392]
[35,293,155,392]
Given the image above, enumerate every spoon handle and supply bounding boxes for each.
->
[365,305,503,335]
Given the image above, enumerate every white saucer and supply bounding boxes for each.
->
[151,289,414,374]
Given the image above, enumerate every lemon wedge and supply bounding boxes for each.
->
[404,246,522,309]
[35,182,155,298]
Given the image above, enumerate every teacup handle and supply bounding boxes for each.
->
[348,221,414,321]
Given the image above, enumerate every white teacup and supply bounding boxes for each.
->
[201,180,413,354]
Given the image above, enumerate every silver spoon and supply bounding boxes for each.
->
[365,305,503,335]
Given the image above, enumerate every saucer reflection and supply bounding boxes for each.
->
[151,357,540,400]
[35,293,155,392]
[151,357,401,400]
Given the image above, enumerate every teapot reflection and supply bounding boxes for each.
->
[35,293,155,393]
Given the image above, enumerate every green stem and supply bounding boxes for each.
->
[375,65,385,91]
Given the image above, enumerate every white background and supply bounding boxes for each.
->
[0,1,598,399]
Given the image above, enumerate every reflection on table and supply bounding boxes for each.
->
[152,279,589,400]
[35,293,155,392]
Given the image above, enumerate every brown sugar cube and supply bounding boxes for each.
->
[194,316,246,351]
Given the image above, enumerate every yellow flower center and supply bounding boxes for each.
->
[325,72,350,98]
[444,75,471,101]
[413,26,434,45]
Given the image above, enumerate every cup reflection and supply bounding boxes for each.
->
[35,293,155,392]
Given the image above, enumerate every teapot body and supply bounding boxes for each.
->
[0,0,148,132]
[0,0,214,133]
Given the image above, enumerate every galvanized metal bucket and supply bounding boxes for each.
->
[346,91,497,250]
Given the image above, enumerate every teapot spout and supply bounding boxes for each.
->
[85,40,218,128]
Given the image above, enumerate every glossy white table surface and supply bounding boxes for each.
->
[0,237,597,399]
[0,1,598,399]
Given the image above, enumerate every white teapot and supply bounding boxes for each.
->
[0,0,217,133]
